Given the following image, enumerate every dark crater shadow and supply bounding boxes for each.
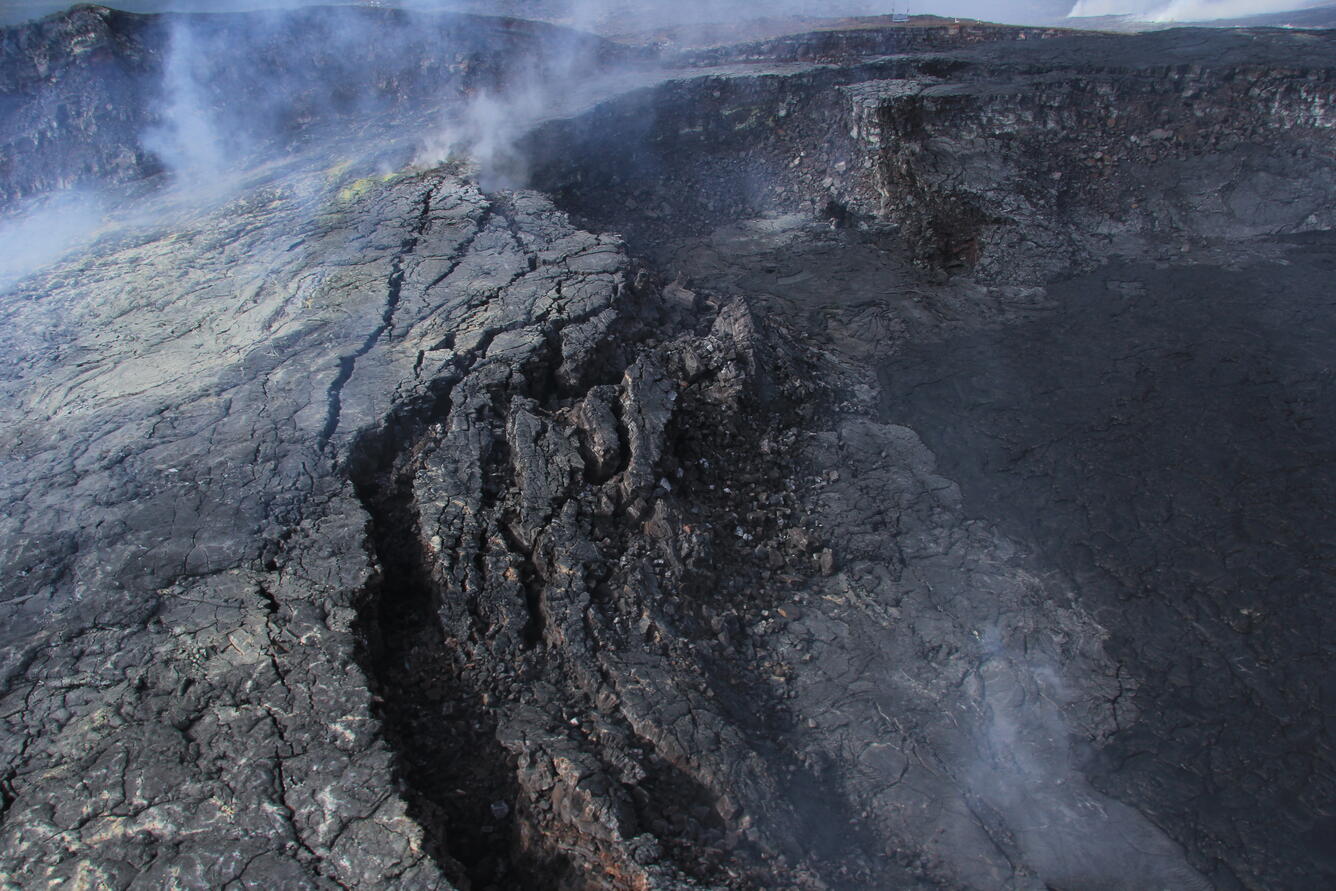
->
[877,235,1336,889]
[523,73,1336,881]
[346,393,537,890]
[348,36,1336,887]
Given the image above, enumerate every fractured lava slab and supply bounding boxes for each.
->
[0,167,630,887]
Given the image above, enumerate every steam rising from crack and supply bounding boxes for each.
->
[414,90,535,191]
[143,19,232,196]
[958,623,1212,890]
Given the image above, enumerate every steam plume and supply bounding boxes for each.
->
[142,19,231,193]
[0,192,105,292]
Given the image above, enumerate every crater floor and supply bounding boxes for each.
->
[0,8,1333,890]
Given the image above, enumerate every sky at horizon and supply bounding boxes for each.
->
[0,0,1327,27]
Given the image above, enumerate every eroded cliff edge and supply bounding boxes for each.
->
[0,8,1333,890]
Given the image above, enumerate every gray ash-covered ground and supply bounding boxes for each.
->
[879,238,1336,888]
[0,6,1333,890]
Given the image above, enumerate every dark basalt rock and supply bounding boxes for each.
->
[0,7,1333,890]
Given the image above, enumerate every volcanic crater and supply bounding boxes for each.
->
[0,6,1333,890]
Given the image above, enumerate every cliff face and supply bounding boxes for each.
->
[530,28,1336,281]
[0,5,158,204]
[852,59,1336,279]
[1,8,1334,891]
[0,5,633,209]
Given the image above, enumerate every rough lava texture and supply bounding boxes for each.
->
[1,7,1334,890]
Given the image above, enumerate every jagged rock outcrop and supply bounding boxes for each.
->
[1,7,1334,891]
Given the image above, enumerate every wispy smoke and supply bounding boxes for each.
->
[138,6,644,196]
[414,90,537,191]
[411,20,595,190]
[138,7,479,197]
[0,192,105,292]
[958,623,1212,890]
[142,19,232,195]
[409,11,642,190]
